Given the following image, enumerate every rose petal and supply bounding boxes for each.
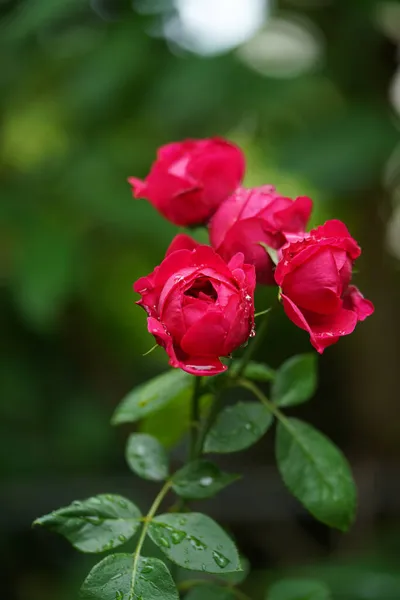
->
[180,311,227,357]
[273,196,313,232]
[343,285,375,321]
[147,316,180,368]
[128,177,147,198]
[166,234,200,256]
[282,248,342,314]
[179,356,227,376]
[314,219,352,239]
[281,294,358,353]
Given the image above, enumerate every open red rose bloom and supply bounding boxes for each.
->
[134,234,255,375]
[129,138,245,226]
[275,220,374,352]
[210,185,312,284]
[131,137,374,369]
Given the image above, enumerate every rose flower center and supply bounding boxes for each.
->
[184,277,218,302]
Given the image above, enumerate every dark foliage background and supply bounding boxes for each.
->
[1,0,400,598]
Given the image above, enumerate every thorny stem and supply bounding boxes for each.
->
[178,578,251,600]
[130,480,172,598]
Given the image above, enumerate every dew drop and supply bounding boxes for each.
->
[199,476,213,487]
[118,500,128,508]
[188,536,206,551]
[134,444,146,456]
[159,536,171,548]
[118,535,127,543]
[141,563,154,575]
[212,550,230,569]
[179,518,187,526]
[171,530,186,544]
[85,516,103,526]
[186,364,218,372]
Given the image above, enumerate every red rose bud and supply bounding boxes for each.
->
[134,234,256,375]
[275,220,374,353]
[129,138,245,226]
[209,185,312,284]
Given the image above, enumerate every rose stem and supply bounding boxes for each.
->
[189,375,203,461]
[234,305,270,379]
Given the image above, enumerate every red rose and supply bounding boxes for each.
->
[134,234,256,375]
[275,220,374,352]
[128,138,245,226]
[209,186,312,284]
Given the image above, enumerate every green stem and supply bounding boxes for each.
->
[178,579,251,600]
[238,378,335,488]
[237,378,289,425]
[190,376,202,460]
[130,480,172,598]
[234,307,270,379]
[195,389,222,456]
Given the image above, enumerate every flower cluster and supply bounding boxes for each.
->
[131,138,374,374]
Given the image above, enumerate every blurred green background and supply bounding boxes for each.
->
[1,0,400,598]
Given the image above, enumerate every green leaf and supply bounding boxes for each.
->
[230,360,275,382]
[80,553,179,600]
[204,402,273,453]
[267,578,331,599]
[272,354,317,407]
[185,585,237,600]
[140,392,212,449]
[125,433,169,481]
[258,241,279,265]
[172,460,239,499]
[148,512,241,574]
[34,495,141,553]
[112,370,192,425]
[275,419,356,531]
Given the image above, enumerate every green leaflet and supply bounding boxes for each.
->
[148,512,241,574]
[112,370,192,425]
[275,419,356,531]
[126,433,169,481]
[34,494,141,553]
[204,401,273,453]
[80,554,179,600]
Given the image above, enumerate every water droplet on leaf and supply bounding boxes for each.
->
[141,563,154,575]
[171,530,186,544]
[159,536,171,548]
[212,550,230,569]
[199,476,213,487]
